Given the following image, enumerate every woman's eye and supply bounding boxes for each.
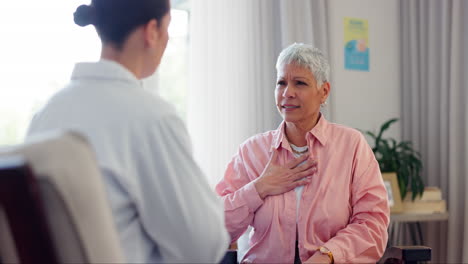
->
[277,81,286,86]
[297,81,307,86]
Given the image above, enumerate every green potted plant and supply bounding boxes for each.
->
[363,118,424,200]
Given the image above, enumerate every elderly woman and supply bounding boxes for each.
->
[216,43,389,263]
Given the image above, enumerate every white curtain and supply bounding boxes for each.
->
[188,0,329,186]
[400,0,468,262]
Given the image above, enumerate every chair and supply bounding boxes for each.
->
[0,131,124,263]
[220,239,431,264]
[378,245,431,264]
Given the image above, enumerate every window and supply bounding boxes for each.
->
[152,8,190,121]
[0,1,190,146]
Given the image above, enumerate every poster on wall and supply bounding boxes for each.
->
[344,17,369,71]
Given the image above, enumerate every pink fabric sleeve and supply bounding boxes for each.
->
[215,152,264,242]
[323,135,390,263]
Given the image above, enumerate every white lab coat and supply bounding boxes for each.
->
[27,60,229,263]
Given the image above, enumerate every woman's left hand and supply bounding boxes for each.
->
[303,253,332,264]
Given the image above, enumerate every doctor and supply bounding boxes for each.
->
[26,0,229,263]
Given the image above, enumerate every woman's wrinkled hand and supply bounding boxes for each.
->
[254,148,318,199]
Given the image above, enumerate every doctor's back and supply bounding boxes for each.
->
[26,0,229,263]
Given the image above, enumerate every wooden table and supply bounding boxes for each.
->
[388,212,449,246]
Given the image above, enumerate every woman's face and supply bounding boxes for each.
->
[142,12,171,78]
[154,12,171,66]
[275,63,330,129]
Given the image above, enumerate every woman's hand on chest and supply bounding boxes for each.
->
[254,149,318,199]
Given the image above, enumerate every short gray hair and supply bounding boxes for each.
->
[276,43,330,86]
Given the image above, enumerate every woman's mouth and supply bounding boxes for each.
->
[282,105,300,111]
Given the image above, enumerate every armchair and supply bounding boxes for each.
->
[220,231,430,264]
[220,246,430,264]
[0,131,124,263]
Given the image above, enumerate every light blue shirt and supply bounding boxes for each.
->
[27,60,229,263]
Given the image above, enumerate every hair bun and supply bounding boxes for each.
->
[74,5,96,27]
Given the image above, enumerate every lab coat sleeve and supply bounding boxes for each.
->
[131,114,229,263]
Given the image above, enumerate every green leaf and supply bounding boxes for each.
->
[362,118,425,201]
[365,131,377,139]
[377,118,399,140]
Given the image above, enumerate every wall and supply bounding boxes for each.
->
[327,0,401,140]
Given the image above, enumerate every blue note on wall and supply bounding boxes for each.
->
[344,18,369,71]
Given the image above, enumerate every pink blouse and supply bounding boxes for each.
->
[216,116,390,263]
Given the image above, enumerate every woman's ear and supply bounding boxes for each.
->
[321,82,331,103]
[143,19,159,48]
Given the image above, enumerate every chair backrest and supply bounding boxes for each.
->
[378,245,431,264]
[0,131,124,263]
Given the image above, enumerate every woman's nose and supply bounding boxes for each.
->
[282,85,295,98]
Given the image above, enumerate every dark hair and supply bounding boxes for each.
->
[74,0,170,49]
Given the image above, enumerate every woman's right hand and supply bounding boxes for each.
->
[254,149,318,199]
